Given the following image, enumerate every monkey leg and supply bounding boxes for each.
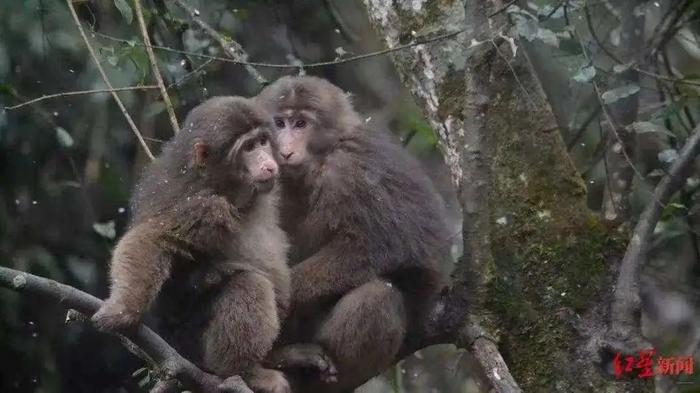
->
[293,279,408,393]
[201,271,280,377]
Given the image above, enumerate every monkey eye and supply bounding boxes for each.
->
[242,140,255,152]
[274,118,285,129]
[294,119,307,128]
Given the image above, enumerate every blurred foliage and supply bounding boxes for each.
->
[1,0,700,392]
[0,0,446,392]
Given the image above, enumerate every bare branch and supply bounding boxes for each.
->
[91,27,468,70]
[172,0,268,85]
[465,324,522,393]
[134,0,180,134]
[610,122,700,344]
[4,86,160,110]
[167,59,215,90]
[65,0,155,161]
[0,266,252,393]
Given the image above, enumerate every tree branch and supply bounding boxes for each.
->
[172,0,268,86]
[134,0,180,134]
[4,86,160,110]
[0,266,252,393]
[91,23,467,70]
[609,122,700,347]
[363,1,520,392]
[65,0,155,161]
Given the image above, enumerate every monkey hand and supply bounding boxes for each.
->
[266,343,338,384]
[243,368,290,393]
[92,300,141,333]
[218,375,254,393]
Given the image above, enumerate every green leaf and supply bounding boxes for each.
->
[601,84,640,104]
[114,0,133,24]
[613,63,633,74]
[658,149,679,163]
[145,102,166,118]
[573,65,596,83]
[131,368,148,378]
[106,55,119,67]
[137,373,151,388]
[127,46,150,82]
[630,121,675,137]
[536,28,559,47]
[55,127,74,148]
[0,83,16,96]
[513,15,559,47]
[93,221,116,240]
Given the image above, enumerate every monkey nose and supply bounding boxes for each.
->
[281,152,294,160]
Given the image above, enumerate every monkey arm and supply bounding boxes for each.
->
[93,224,174,331]
[291,240,377,310]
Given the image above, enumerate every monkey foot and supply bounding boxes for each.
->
[218,375,254,393]
[149,379,178,393]
[246,368,291,393]
[91,301,140,333]
[267,343,338,383]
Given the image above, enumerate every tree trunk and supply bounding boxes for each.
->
[363,1,649,391]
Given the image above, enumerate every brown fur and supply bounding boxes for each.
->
[91,97,290,391]
[257,76,449,392]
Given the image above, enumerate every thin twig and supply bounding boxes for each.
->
[324,0,360,42]
[4,86,160,110]
[91,27,468,70]
[166,59,215,90]
[65,0,155,161]
[134,0,180,134]
[583,3,622,64]
[172,0,267,85]
[0,266,252,393]
[610,122,700,338]
[566,104,601,151]
[490,39,534,107]
[591,80,646,182]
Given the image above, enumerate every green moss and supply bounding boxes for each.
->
[478,75,631,390]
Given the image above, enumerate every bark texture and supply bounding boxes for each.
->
[364,1,649,391]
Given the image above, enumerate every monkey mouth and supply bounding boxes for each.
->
[280,162,306,178]
[280,160,303,169]
[254,178,276,193]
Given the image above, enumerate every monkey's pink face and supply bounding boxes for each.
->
[272,110,314,168]
[237,133,279,192]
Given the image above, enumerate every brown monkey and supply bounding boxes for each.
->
[256,76,449,392]
[91,97,291,393]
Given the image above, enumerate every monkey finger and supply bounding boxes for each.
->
[318,357,338,384]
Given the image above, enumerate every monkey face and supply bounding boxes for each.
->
[272,109,315,168]
[184,97,279,195]
[257,76,364,178]
[236,131,279,193]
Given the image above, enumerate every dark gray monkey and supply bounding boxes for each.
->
[256,76,449,392]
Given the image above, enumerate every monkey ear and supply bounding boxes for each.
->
[193,142,208,168]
